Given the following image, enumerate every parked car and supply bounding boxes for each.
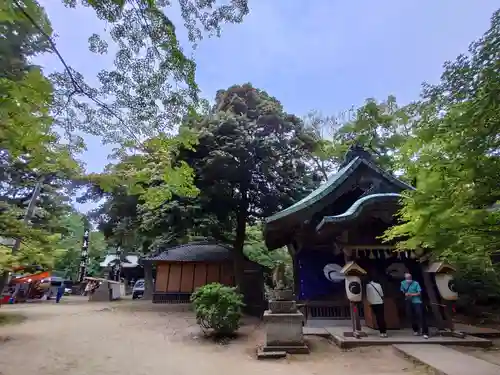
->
[132,279,145,300]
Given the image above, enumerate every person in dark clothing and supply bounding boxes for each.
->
[56,283,64,303]
[366,276,387,337]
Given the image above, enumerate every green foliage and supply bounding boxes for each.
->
[79,130,201,253]
[0,1,83,272]
[243,224,290,269]
[243,224,293,289]
[53,213,108,279]
[453,259,500,311]
[334,96,416,172]
[304,96,416,180]
[89,84,324,265]
[52,0,250,146]
[179,84,322,257]
[190,282,245,336]
[383,9,500,261]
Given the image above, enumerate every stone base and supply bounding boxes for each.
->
[271,289,294,301]
[263,310,305,323]
[268,300,297,313]
[263,310,308,354]
[261,344,310,354]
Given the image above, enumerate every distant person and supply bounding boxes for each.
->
[366,276,387,337]
[401,272,428,339]
[84,281,92,296]
[56,283,64,303]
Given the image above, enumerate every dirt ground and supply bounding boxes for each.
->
[0,297,425,375]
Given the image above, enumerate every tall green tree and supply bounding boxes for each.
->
[171,84,322,284]
[304,96,417,180]
[0,1,83,276]
[384,9,500,262]
[53,212,107,279]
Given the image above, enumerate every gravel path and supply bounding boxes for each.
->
[0,297,424,375]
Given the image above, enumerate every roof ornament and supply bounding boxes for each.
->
[340,142,374,168]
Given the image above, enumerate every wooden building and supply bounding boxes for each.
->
[143,242,266,316]
[100,253,143,284]
[263,145,451,329]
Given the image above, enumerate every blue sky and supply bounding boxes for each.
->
[36,1,498,212]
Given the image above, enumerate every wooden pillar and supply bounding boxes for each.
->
[143,262,154,300]
[422,271,447,329]
[287,243,300,298]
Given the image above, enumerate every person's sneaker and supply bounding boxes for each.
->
[423,335,429,339]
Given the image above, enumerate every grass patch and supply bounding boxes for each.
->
[0,312,26,326]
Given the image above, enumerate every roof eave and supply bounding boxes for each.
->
[316,193,405,232]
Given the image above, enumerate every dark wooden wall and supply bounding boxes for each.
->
[154,261,234,293]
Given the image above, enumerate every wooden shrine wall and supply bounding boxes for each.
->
[154,262,235,293]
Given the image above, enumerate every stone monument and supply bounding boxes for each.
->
[258,263,309,359]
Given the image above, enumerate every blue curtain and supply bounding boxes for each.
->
[297,250,345,300]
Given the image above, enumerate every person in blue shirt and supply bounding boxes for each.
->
[400,272,429,338]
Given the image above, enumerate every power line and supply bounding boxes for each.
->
[12,0,143,146]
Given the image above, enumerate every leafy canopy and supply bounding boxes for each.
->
[384,9,500,261]
[53,0,249,146]
[0,1,83,271]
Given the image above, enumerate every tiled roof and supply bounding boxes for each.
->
[265,156,414,224]
[143,242,233,263]
[263,153,415,250]
[100,255,139,268]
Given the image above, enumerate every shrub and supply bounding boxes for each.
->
[190,282,245,336]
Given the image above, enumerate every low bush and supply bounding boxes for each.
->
[190,282,245,336]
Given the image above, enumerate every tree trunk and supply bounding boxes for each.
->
[0,272,9,300]
[143,262,154,300]
[233,197,249,289]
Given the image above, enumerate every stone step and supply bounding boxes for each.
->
[256,349,287,360]
[303,327,330,337]
[393,344,500,375]
[453,323,500,338]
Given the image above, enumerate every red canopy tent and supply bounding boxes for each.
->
[10,271,50,284]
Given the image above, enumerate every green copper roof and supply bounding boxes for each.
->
[316,193,404,231]
[265,156,414,224]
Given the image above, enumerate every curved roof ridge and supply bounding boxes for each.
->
[316,192,404,231]
[265,157,362,223]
